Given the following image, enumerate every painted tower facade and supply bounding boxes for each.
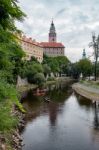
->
[41,20,65,57]
[49,21,57,42]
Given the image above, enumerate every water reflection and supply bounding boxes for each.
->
[21,83,99,150]
[94,104,99,129]
[21,83,72,125]
[75,92,92,111]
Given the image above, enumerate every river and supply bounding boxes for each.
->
[21,82,99,150]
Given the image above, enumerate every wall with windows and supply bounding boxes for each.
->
[43,47,64,57]
[19,36,43,63]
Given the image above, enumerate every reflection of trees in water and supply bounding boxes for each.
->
[93,103,99,129]
[75,92,99,142]
[45,83,73,127]
[75,92,99,129]
[48,102,58,126]
[74,92,92,110]
[46,83,72,103]
[21,82,73,130]
[21,91,45,124]
[91,103,99,143]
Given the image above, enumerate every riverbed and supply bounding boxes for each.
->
[21,82,99,150]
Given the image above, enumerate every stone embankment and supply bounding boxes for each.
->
[72,83,99,101]
[12,105,25,150]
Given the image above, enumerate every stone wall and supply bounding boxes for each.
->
[17,76,28,87]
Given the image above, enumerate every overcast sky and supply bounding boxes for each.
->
[16,0,99,62]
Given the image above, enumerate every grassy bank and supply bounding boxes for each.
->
[17,84,38,94]
[0,81,25,149]
[17,77,74,94]
[0,77,74,149]
[80,80,99,89]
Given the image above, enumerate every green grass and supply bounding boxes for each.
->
[79,80,99,89]
[0,102,18,132]
[0,80,25,149]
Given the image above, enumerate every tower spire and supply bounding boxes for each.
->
[49,20,57,42]
[82,48,86,59]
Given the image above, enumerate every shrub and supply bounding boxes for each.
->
[34,73,45,86]
[47,77,55,81]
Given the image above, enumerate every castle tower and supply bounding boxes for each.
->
[49,20,57,42]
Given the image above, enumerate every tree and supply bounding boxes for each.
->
[43,55,70,77]
[43,64,51,78]
[0,0,26,31]
[0,27,25,83]
[55,56,70,76]
[78,59,93,79]
[34,73,45,86]
[0,0,26,83]
[0,0,26,140]
[89,33,99,81]
[22,61,44,84]
[70,62,80,79]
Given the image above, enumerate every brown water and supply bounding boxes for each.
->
[21,83,99,150]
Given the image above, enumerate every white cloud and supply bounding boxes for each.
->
[16,0,99,62]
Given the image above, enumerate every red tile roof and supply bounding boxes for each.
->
[19,35,43,47]
[41,42,65,48]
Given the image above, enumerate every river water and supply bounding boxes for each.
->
[21,82,99,150]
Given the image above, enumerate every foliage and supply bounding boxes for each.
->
[19,59,45,85]
[78,59,93,78]
[27,63,44,84]
[47,77,55,81]
[0,0,25,139]
[0,26,25,84]
[55,56,70,74]
[0,0,26,31]
[43,64,51,78]
[0,102,18,132]
[92,62,99,78]
[33,73,45,86]
[0,80,19,132]
[31,56,39,63]
[70,62,80,79]
[70,59,93,79]
[43,55,70,76]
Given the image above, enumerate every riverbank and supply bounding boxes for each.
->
[0,105,25,150]
[11,105,25,150]
[21,80,99,150]
[72,81,99,101]
[17,77,75,94]
[0,82,26,150]
[17,84,38,94]
[0,77,75,150]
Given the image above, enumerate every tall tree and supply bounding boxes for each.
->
[78,59,93,79]
[0,0,26,31]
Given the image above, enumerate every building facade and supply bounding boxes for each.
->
[41,20,65,57]
[19,35,43,63]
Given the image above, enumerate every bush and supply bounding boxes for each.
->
[34,73,45,86]
[47,77,55,81]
